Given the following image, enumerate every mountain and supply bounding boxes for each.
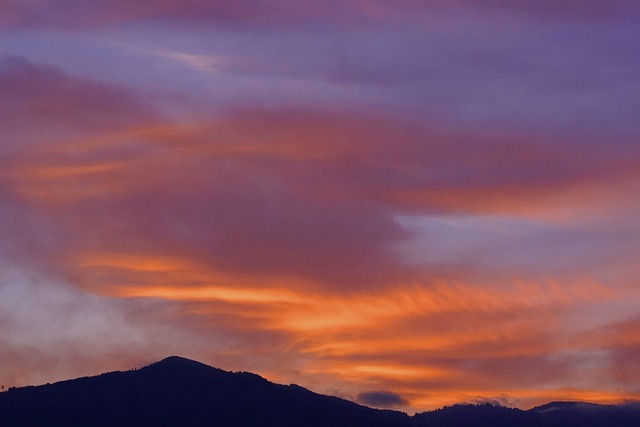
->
[0,356,410,427]
[526,400,640,427]
[413,401,640,427]
[1,356,639,427]
[414,403,540,427]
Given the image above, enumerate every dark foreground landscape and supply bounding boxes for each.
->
[1,356,638,427]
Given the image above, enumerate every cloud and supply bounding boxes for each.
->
[3,60,638,294]
[115,43,226,73]
[1,52,640,412]
[0,54,161,271]
[468,395,520,408]
[7,104,637,297]
[0,56,158,135]
[5,0,640,29]
[6,4,640,141]
[0,263,218,388]
[357,390,409,408]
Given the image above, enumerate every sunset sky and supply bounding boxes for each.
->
[2,0,640,413]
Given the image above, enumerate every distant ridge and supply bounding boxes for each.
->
[0,356,638,427]
[532,401,610,413]
[415,400,640,427]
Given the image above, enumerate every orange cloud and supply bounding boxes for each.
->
[54,248,637,410]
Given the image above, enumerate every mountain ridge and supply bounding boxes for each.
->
[1,356,638,427]
[0,356,410,427]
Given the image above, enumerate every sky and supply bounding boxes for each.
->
[1,0,640,413]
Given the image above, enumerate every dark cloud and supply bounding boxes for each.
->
[0,56,158,137]
[358,390,409,408]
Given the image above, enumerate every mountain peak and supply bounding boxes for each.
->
[141,355,226,379]
[153,355,203,367]
[143,355,220,371]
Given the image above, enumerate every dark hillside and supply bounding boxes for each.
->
[0,356,410,427]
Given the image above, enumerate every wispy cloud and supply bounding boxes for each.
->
[113,42,226,73]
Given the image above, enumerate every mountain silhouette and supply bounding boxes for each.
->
[414,401,640,427]
[0,356,638,427]
[0,356,410,427]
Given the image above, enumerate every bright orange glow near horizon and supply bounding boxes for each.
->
[2,0,640,414]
